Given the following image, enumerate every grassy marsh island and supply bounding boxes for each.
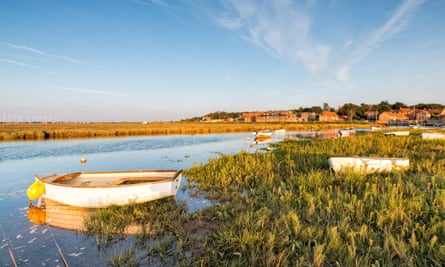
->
[84,129,445,266]
[0,122,374,141]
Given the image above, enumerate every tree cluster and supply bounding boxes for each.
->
[183,111,243,122]
[186,101,444,122]
[300,101,444,121]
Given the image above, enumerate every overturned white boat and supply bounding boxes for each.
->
[384,131,410,136]
[27,169,183,208]
[421,132,445,140]
[328,157,409,174]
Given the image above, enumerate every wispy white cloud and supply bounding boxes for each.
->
[2,41,97,67]
[2,41,45,55]
[57,87,128,97]
[216,14,243,29]
[335,0,425,81]
[209,0,329,76]
[206,0,424,83]
[343,40,353,49]
[130,0,171,8]
[0,58,34,68]
[54,55,99,67]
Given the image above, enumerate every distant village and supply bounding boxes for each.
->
[201,105,445,126]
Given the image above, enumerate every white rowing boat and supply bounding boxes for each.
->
[338,128,356,137]
[27,169,183,208]
[255,129,273,139]
[328,157,409,174]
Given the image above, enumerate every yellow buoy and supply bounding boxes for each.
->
[26,179,45,202]
[80,157,87,164]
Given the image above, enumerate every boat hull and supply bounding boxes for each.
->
[384,131,410,136]
[328,157,409,173]
[255,129,273,138]
[421,132,445,140]
[35,170,182,208]
[338,128,356,137]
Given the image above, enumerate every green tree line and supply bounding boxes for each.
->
[192,101,444,121]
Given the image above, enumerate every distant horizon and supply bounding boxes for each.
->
[1,0,444,121]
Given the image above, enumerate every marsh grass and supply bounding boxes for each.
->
[84,198,186,248]
[85,130,445,266]
[108,245,141,267]
[0,122,369,141]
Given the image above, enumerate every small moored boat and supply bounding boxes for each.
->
[255,129,273,139]
[370,126,382,131]
[338,128,356,137]
[328,157,409,174]
[274,129,286,138]
[27,169,183,208]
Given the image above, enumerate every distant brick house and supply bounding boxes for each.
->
[365,111,379,121]
[318,111,339,122]
[399,107,411,114]
[239,111,297,122]
[439,108,445,123]
[238,112,262,122]
[378,112,391,123]
[257,110,297,122]
[299,112,317,122]
[415,110,431,121]
[419,108,445,124]
[379,112,409,124]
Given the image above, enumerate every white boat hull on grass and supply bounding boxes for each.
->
[328,157,409,174]
[384,131,410,136]
[421,132,445,140]
[28,170,183,208]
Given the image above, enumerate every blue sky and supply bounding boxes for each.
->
[1,0,444,122]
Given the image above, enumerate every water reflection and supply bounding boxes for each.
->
[28,199,94,232]
[285,129,340,140]
[0,134,250,161]
[0,133,283,266]
[27,198,149,234]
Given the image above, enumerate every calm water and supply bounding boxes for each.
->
[0,133,268,266]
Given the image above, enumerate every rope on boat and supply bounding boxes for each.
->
[47,226,70,267]
[0,223,18,267]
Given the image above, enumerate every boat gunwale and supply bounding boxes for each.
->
[35,169,182,189]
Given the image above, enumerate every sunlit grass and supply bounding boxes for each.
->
[0,121,370,140]
[182,132,445,266]
[84,131,445,266]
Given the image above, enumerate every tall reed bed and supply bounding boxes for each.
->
[182,132,445,266]
[0,122,369,141]
[86,132,445,266]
